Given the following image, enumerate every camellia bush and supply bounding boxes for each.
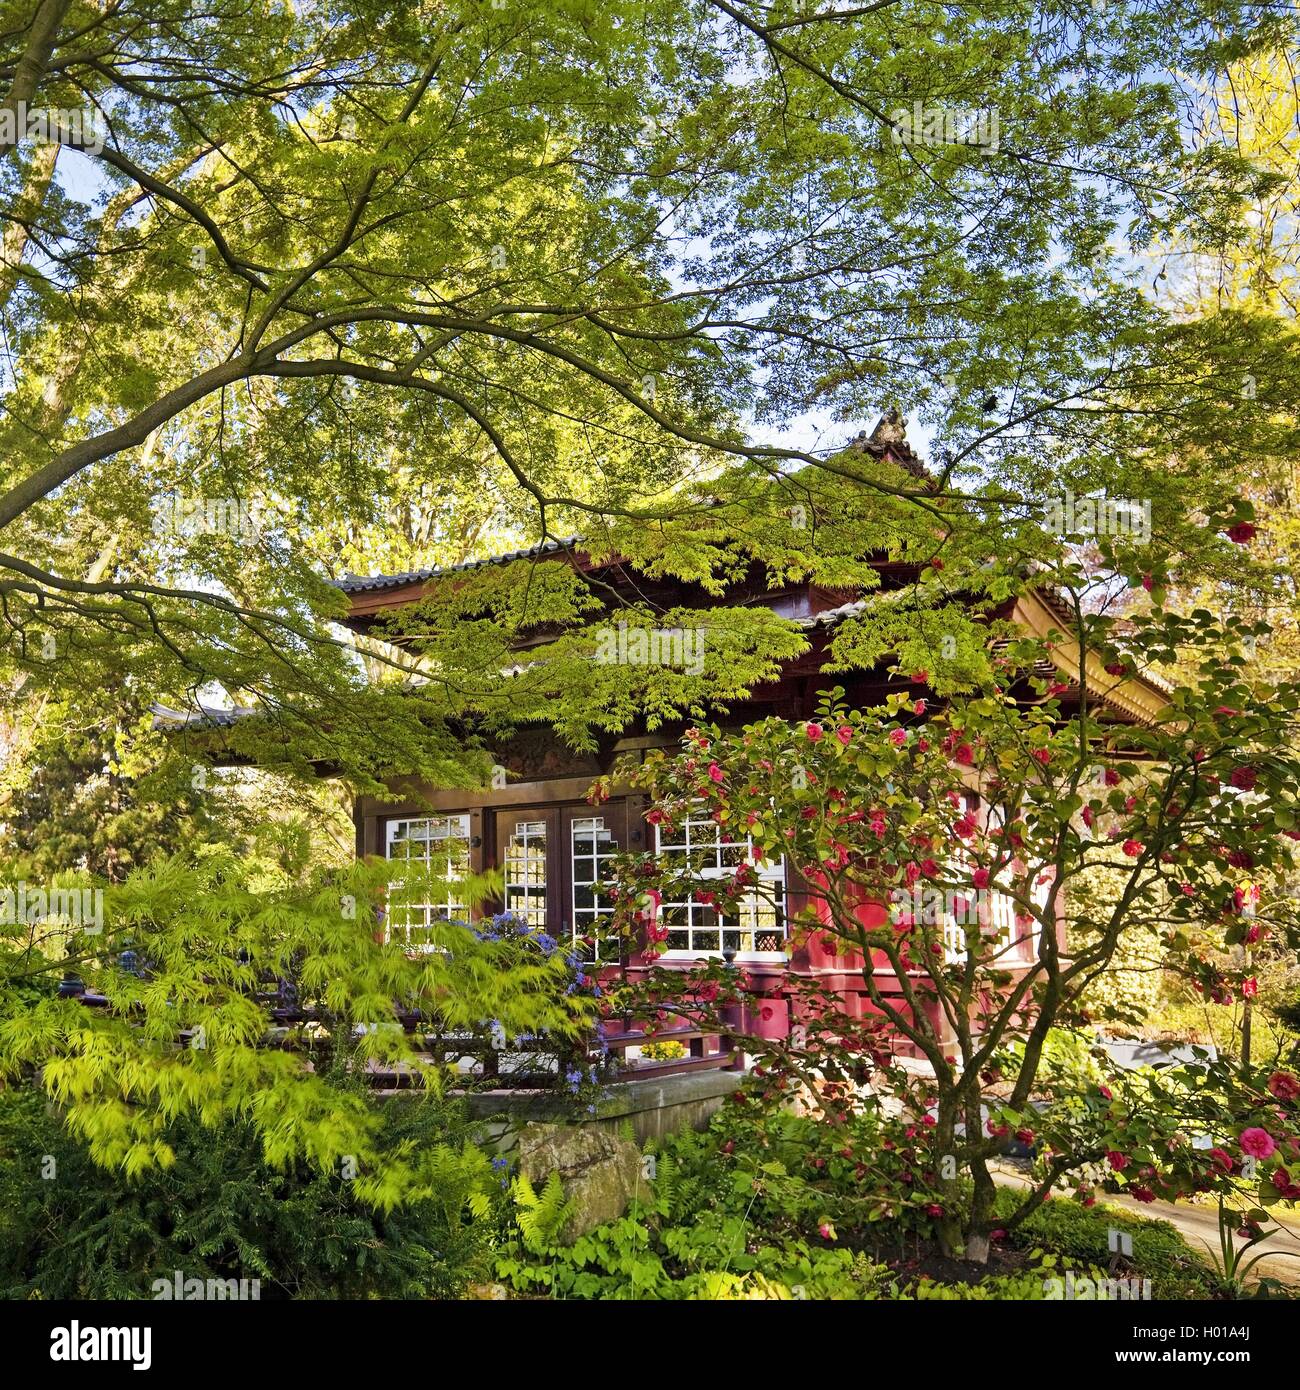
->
[600,599,1300,1263]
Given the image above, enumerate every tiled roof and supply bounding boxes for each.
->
[332,412,927,595]
[333,536,583,594]
[149,703,258,730]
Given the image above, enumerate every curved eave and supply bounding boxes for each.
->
[1012,590,1171,727]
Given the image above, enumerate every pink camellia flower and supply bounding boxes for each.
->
[953,814,977,839]
[1229,765,1258,792]
[1046,681,1070,697]
[1242,977,1258,999]
[1226,522,1257,544]
[1081,805,1095,828]
[818,1222,835,1240]
[1106,1150,1130,1170]
[904,860,921,887]
[1179,882,1196,897]
[1104,768,1121,786]
[1015,1128,1035,1145]
[1208,1148,1235,1172]
[835,724,853,746]
[806,722,824,742]
[1032,748,1052,766]
[1141,574,1154,591]
[921,1114,937,1127]
[1240,1128,1277,1160]
[889,728,907,747]
[917,737,930,752]
[913,699,927,716]
[1267,1071,1300,1102]
[1121,839,1143,857]
[971,867,991,889]
[707,761,725,783]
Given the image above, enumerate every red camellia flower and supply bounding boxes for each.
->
[1015,1128,1035,1144]
[1046,681,1070,696]
[1121,839,1142,857]
[1226,522,1257,544]
[1229,765,1258,792]
[1267,1071,1300,1102]
[920,858,940,877]
[720,1140,735,1155]
[1106,1150,1130,1170]
[1104,767,1121,786]
[1104,662,1128,677]
[972,867,990,889]
[954,814,977,839]
[1240,1128,1277,1159]
[1131,1186,1156,1203]
[1209,1148,1235,1172]
[1141,574,1154,591]
[1032,748,1052,766]
[836,725,853,746]
[805,722,823,741]
[1081,806,1095,829]
[953,743,974,765]
[925,1204,944,1218]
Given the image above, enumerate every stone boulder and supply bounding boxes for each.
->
[515,1122,644,1243]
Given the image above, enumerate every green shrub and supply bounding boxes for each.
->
[992,1189,1218,1300]
[493,1111,1220,1300]
[0,1081,497,1299]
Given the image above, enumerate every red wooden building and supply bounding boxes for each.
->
[339,417,1169,1070]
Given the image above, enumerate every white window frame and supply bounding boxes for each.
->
[570,814,621,965]
[385,814,471,947]
[501,817,549,929]
[654,809,787,961]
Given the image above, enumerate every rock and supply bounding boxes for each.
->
[515,1123,644,1242]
